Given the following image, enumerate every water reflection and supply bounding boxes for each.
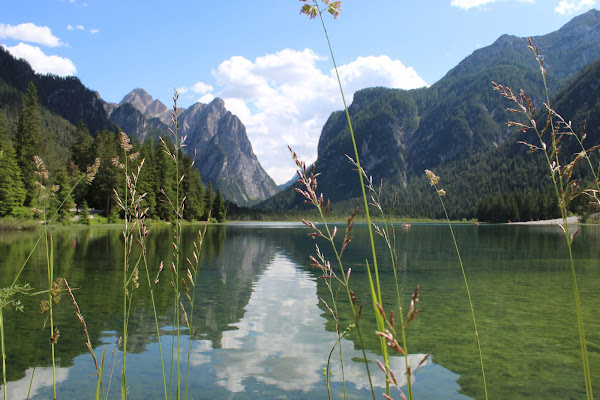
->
[0,367,69,400]
[3,223,596,399]
[185,251,467,398]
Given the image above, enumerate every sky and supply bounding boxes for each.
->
[1,0,597,184]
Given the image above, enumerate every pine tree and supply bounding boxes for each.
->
[211,188,226,222]
[15,82,42,205]
[80,200,91,225]
[136,139,158,219]
[50,168,74,223]
[0,114,26,216]
[71,119,93,169]
[180,152,205,221]
[154,139,178,221]
[88,129,122,216]
[203,182,214,221]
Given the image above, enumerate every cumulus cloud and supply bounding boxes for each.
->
[195,48,427,184]
[554,0,596,14]
[0,23,63,47]
[90,28,100,34]
[451,0,534,9]
[179,81,214,95]
[2,43,76,76]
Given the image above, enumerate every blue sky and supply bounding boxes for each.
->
[1,0,596,184]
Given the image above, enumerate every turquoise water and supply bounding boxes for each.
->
[0,222,598,399]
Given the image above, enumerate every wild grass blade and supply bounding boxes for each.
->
[494,39,593,398]
[425,170,488,399]
[96,347,106,400]
[0,309,6,400]
[303,2,390,395]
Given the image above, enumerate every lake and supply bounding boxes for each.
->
[0,222,598,399]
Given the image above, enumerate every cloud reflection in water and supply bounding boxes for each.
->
[188,252,442,395]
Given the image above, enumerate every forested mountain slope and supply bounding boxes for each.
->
[259,9,600,222]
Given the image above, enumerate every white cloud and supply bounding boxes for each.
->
[0,23,63,47]
[554,0,596,14]
[68,24,96,34]
[337,55,427,93]
[196,48,427,184]
[2,43,76,76]
[180,81,214,94]
[198,93,215,104]
[451,0,534,9]
[451,0,497,8]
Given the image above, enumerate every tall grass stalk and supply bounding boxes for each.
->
[493,38,595,400]
[348,158,422,399]
[1,158,97,399]
[46,234,57,400]
[33,155,62,400]
[183,223,209,399]
[308,239,351,399]
[425,170,488,399]
[64,278,105,400]
[112,131,146,399]
[299,1,393,396]
[158,88,194,399]
[319,249,350,399]
[140,220,168,400]
[0,308,6,400]
[291,151,375,399]
[7,158,99,292]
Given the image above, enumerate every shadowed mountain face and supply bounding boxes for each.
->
[109,89,279,206]
[0,47,116,135]
[260,9,600,208]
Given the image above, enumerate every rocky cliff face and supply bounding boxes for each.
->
[179,98,279,205]
[111,89,279,206]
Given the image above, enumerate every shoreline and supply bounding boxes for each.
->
[508,216,580,225]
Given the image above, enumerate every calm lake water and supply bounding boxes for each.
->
[0,222,598,399]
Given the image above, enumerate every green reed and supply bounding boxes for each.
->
[351,160,427,400]
[298,0,428,399]
[112,131,143,399]
[291,149,370,399]
[0,154,92,400]
[425,169,488,400]
[159,90,184,399]
[493,38,595,400]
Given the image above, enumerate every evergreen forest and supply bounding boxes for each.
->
[0,81,226,225]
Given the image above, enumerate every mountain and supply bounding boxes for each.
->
[111,89,279,206]
[106,89,172,144]
[259,9,600,212]
[114,88,173,125]
[178,98,279,206]
[0,44,278,207]
[0,47,116,135]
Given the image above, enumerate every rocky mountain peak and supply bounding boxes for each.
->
[118,88,172,125]
[208,97,225,110]
[120,88,153,112]
[111,89,279,205]
[147,99,168,116]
